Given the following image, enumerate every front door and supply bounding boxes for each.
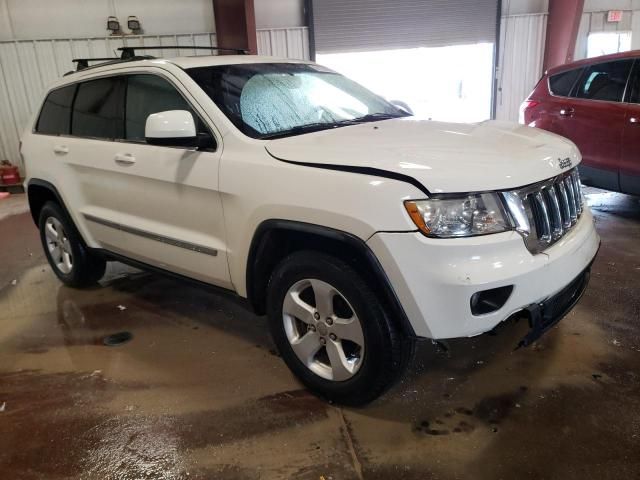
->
[556,59,633,191]
[108,72,231,289]
[621,60,640,195]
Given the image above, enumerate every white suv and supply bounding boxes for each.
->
[21,52,600,405]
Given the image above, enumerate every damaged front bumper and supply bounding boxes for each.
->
[518,262,593,348]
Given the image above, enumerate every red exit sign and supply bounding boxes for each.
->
[607,10,623,22]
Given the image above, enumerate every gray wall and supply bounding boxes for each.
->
[0,0,306,40]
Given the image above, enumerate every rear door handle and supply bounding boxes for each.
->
[559,107,575,117]
[114,153,136,166]
[53,145,69,155]
[630,117,639,124]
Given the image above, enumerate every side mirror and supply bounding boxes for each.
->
[390,100,414,115]
[145,110,197,148]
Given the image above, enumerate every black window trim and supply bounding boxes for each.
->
[32,70,219,152]
[547,67,585,99]
[624,58,639,103]
[568,58,635,105]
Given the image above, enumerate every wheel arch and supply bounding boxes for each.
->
[27,179,68,227]
[246,219,416,337]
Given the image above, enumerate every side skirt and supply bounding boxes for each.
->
[95,248,255,313]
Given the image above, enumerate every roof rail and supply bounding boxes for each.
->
[118,45,247,59]
[69,55,156,74]
[72,58,118,70]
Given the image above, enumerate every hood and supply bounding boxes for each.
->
[265,118,580,194]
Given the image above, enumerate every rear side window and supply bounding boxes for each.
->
[36,85,76,135]
[548,69,581,97]
[628,63,640,104]
[575,60,633,102]
[72,77,125,139]
[125,74,202,142]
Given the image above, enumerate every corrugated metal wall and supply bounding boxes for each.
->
[496,13,548,122]
[0,28,309,170]
[575,10,640,60]
[312,0,499,53]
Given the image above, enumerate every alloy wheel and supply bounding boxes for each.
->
[282,278,365,381]
[45,217,73,274]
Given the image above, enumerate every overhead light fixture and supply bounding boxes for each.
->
[128,16,141,32]
[107,16,120,34]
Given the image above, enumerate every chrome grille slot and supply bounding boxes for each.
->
[502,168,584,254]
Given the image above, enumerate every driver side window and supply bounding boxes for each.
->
[125,74,209,142]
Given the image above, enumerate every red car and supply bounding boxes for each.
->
[520,50,640,195]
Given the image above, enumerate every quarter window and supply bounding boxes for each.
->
[574,60,633,102]
[36,85,76,135]
[72,77,125,139]
[125,74,206,142]
[548,69,582,97]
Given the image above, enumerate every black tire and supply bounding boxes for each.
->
[38,201,106,288]
[267,250,414,406]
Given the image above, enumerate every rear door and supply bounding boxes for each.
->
[555,59,633,191]
[107,72,231,288]
[621,60,640,195]
[37,77,126,249]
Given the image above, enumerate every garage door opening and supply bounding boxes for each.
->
[317,43,494,124]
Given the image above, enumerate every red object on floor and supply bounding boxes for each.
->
[0,192,10,200]
[0,164,21,185]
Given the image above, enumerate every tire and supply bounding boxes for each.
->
[267,250,414,406]
[38,201,106,288]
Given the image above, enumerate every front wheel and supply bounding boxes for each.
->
[267,251,413,406]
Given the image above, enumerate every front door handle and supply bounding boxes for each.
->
[114,153,136,166]
[53,145,69,155]
[630,117,639,124]
[559,107,575,117]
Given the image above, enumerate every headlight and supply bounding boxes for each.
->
[404,193,512,238]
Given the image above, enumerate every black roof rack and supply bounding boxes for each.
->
[72,57,118,70]
[69,55,155,74]
[118,45,247,59]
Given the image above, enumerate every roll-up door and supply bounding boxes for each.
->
[311,0,500,54]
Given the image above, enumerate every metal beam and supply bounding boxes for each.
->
[543,0,584,71]
[212,0,258,54]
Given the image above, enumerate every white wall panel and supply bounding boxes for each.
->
[257,27,309,59]
[496,14,547,122]
[575,10,640,60]
[0,28,310,170]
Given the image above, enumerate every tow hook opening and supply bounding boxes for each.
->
[470,285,514,316]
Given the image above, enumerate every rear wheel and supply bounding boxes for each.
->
[267,251,413,406]
[39,202,106,288]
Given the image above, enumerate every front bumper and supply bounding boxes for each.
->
[367,208,600,339]
[518,261,592,347]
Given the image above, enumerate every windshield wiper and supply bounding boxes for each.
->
[259,112,412,140]
[348,112,411,123]
[259,122,345,140]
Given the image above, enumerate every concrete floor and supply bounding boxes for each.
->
[0,188,639,480]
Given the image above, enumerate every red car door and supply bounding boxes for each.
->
[621,61,640,195]
[558,59,633,191]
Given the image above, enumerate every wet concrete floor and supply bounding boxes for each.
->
[0,188,639,479]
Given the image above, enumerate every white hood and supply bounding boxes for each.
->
[265,118,580,194]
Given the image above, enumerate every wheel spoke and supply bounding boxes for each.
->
[62,251,73,272]
[310,279,334,318]
[290,331,322,364]
[45,221,59,242]
[326,339,353,381]
[332,317,365,347]
[283,290,315,325]
[50,245,62,263]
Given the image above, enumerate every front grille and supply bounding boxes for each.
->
[502,168,584,254]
